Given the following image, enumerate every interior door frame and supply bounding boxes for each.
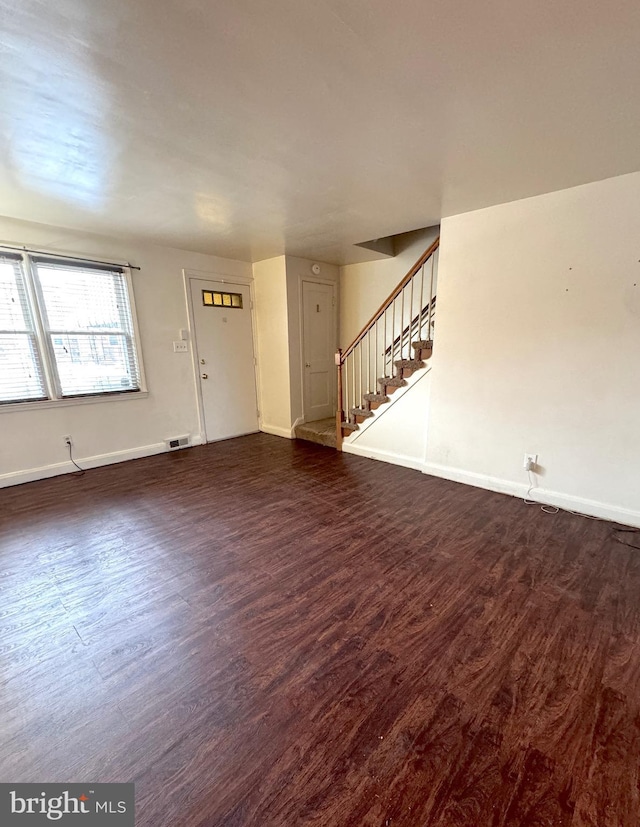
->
[298,275,338,424]
[183,269,260,444]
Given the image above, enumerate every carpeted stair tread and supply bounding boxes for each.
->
[394,359,424,371]
[412,340,433,359]
[294,417,337,448]
[378,376,406,388]
[341,421,358,433]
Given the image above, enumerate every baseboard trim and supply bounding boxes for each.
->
[260,423,293,439]
[0,437,204,489]
[422,461,640,528]
[343,442,424,472]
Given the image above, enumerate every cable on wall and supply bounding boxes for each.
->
[524,469,559,513]
[523,469,640,548]
[67,442,86,476]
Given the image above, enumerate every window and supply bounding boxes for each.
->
[0,254,47,403]
[0,252,143,405]
[202,289,243,308]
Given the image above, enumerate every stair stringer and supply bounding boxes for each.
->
[341,363,433,470]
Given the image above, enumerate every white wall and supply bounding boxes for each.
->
[0,216,252,485]
[252,255,340,434]
[343,368,432,471]
[426,171,640,526]
[252,256,292,438]
[340,226,439,348]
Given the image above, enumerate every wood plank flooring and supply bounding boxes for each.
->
[1,434,639,826]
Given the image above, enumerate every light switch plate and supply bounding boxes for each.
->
[173,341,189,353]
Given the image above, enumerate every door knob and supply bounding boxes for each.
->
[201,373,208,379]
[305,362,311,368]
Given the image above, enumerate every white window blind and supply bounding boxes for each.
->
[0,254,47,403]
[32,258,141,398]
[0,251,143,406]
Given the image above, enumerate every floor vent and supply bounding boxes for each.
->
[166,435,191,450]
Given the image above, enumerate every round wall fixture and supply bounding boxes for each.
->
[311,263,321,275]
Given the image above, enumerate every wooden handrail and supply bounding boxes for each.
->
[340,236,439,362]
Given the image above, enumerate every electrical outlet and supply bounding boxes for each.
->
[523,453,537,471]
[63,435,73,447]
[173,341,189,353]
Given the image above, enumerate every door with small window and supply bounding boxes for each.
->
[189,278,258,442]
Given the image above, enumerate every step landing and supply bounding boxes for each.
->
[294,417,337,449]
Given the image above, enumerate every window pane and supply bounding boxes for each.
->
[0,260,30,331]
[0,334,47,403]
[0,256,48,403]
[37,266,132,334]
[50,333,138,396]
[34,261,141,398]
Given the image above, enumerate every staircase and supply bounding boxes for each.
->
[336,237,439,448]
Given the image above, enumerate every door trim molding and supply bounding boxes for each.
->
[183,268,253,285]
[183,271,259,443]
[298,276,338,423]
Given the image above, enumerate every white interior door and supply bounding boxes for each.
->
[190,278,258,441]
[302,280,336,421]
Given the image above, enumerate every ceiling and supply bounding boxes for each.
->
[1,0,640,264]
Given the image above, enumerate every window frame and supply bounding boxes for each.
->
[0,252,48,404]
[0,251,147,411]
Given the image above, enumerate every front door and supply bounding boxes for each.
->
[302,280,336,422]
[189,278,258,441]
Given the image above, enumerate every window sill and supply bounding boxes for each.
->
[0,390,150,413]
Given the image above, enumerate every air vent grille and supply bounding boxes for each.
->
[166,435,191,450]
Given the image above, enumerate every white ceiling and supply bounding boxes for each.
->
[1,0,640,264]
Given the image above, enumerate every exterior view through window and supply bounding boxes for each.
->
[0,252,142,404]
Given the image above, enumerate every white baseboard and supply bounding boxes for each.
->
[343,441,425,472]
[260,423,293,439]
[0,436,204,489]
[422,461,640,528]
[422,462,528,497]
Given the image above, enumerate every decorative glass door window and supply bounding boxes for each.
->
[202,290,243,309]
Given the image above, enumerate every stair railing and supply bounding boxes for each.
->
[384,295,437,374]
[335,237,439,449]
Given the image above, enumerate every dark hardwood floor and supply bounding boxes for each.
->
[1,434,639,826]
